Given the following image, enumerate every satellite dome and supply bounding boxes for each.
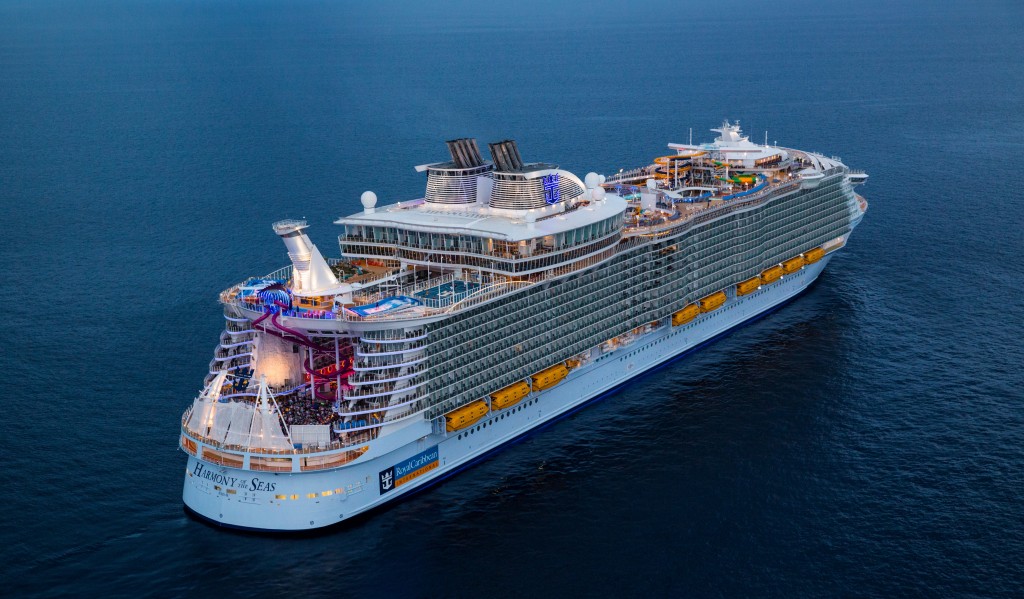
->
[360,191,378,212]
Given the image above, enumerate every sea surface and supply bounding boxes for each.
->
[1,0,1023,596]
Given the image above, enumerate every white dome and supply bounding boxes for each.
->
[360,191,378,212]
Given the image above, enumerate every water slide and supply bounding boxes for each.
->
[238,307,356,401]
[302,359,353,382]
[268,311,329,352]
[673,187,716,203]
[271,313,354,391]
[652,155,692,180]
[722,174,768,200]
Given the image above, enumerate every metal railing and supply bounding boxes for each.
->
[351,272,454,305]
[180,407,380,455]
[623,179,804,237]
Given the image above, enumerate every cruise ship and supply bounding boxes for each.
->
[180,121,869,531]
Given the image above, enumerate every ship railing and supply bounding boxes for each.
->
[604,165,656,184]
[348,364,427,385]
[359,328,429,343]
[181,412,381,454]
[341,248,616,323]
[338,243,617,324]
[336,399,429,424]
[440,279,535,313]
[263,264,294,282]
[624,179,803,236]
[212,350,254,361]
[342,380,427,401]
[352,272,456,305]
[219,382,310,400]
[353,354,429,371]
[227,300,340,321]
[355,340,427,355]
[335,390,428,415]
[343,237,495,257]
[342,230,617,263]
[340,305,428,323]
[540,246,617,280]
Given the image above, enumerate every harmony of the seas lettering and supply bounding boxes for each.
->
[192,462,276,492]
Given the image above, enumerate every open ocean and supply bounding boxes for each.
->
[1,0,1022,596]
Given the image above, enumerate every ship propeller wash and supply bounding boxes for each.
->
[180,122,868,531]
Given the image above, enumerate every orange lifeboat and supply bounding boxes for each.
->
[736,277,760,296]
[699,291,727,313]
[760,265,784,284]
[782,256,805,274]
[490,381,530,410]
[445,400,488,432]
[531,363,569,391]
[672,304,700,326]
[804,247,825,264]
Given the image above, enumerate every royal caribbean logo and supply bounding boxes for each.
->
[542,173,560,204]
[379,445,439,494]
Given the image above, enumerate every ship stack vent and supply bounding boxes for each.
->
[425,138,493,206]
[445,138,485,168]
[488,140,525,172]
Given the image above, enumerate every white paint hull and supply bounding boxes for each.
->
[183,255,833,531]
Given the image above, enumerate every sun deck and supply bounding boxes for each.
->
[219,169,829,325]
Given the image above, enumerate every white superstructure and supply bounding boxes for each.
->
[180,124,868,531]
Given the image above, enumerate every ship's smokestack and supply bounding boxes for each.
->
[445,138,485,169]
[487,140,524,172]
[271,219,340,293]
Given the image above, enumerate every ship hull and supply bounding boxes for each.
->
[183,254,833,531]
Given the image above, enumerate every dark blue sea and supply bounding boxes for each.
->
[2,0,1022,596]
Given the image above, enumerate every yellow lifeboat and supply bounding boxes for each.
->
[699,291,727,313]
[736,277,760,296]
[531,363,569,391]
[782,255,805,274]
[490,381,530,410]
[760,265,784,284]
[445,400,488,432]
[804,247,824,264]
[672,304,700,326]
